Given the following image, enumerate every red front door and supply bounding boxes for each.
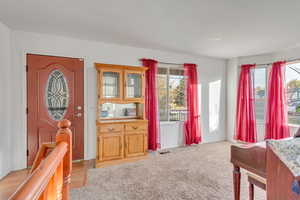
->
[27,54,84,166]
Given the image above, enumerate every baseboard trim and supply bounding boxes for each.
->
[95,155,148,168]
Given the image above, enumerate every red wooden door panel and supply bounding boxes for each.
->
[27,54,84,166]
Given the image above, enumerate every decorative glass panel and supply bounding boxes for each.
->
[126,73,142,98]
[103,72,120,98]
[46,70,69,121]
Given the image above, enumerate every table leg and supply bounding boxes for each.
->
[233,166,241,200]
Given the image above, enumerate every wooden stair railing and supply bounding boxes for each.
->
[9,119,72,200]
[30,143,56,173]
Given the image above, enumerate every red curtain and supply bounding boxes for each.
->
[184,63,201,145]
[141,58,160,150]
[235,64,257,143]
[265,61,290,139]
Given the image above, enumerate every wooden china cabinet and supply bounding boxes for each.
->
[95,63,148,168]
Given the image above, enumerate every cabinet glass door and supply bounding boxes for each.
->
[102,71,121,99]
[125,72,142,99]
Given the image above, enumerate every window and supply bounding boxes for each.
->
[157,67,187,121]
[286,63,300,125]
[209,80,221,132]
[252,63,300,125]
[253,67,267,123]
[46,70,69,121]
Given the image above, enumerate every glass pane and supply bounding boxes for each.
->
[170,69,184,76]
[126,73,142,98]
[46,70,69,121]
[254,68,266,123]
[157,73,168,121]
[103,72,119,98]
[158,68,167,74]
[100,103,137,119]
[169,71,186,121]
[286,63,300,125]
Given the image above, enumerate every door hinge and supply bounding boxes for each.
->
[26,65,28,72]
[26,108,28,114]
[27,149,29,156]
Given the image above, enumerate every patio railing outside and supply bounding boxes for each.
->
[169,109,187,121]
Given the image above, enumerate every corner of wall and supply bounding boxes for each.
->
[0,20,12,179]
[226,58,239,143]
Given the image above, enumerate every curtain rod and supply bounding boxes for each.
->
[160,57,300,66]
[255,58,300,66]
[158,61,184,66]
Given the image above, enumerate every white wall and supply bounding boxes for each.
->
[227,47,300,142]
[160,122,184,149]
[0,21,12,179]
[226,58,238,142]
[7,30,226,172]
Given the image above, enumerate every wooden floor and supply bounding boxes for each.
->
[0,161,89,200]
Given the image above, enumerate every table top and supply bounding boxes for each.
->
[268,137,300,177]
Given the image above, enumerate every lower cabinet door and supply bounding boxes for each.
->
[98,133,124,161]
[125,133,147,158]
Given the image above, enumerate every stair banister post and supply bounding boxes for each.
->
[56,119,72,200]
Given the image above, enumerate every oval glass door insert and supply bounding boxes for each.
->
[45,70,69,121]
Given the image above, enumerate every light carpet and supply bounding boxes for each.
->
[71,142,265,200]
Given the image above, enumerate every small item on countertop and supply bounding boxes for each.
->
[124,108,128,116]
[292,180,300,195]
[126,108,137,116]
[101,110,108,117]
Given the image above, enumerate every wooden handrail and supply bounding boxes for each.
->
[9,143,68,200]
[30,143,56,173]
[9,119,72,200]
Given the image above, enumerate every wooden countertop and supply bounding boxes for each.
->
[96,119,148,125]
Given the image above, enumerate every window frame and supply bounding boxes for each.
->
[285,63,300,126]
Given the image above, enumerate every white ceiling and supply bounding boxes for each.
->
[1,0,300,58]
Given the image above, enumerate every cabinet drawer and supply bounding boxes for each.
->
[125,123,147,132]
[98,124,123,133]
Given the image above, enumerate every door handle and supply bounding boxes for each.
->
[75,113,82,117]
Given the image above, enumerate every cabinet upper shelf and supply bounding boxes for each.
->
[95,63,148,103]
